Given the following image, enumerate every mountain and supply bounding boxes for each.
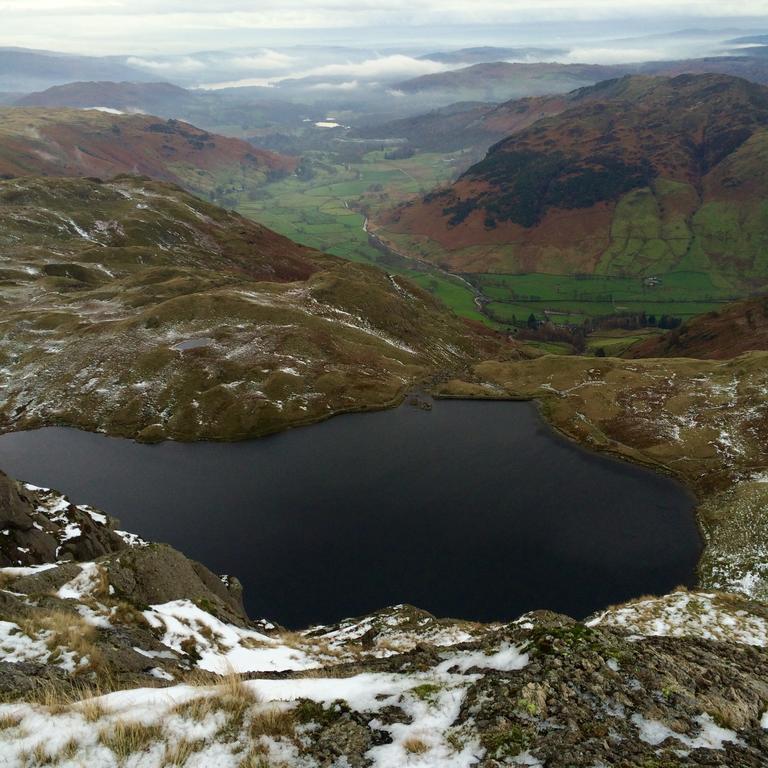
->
[0,175,506,442]
[628,296,768,359]
[0,107,295,201]
[14,81,197,114]
[0,48,151,93]
[394,62,628,101]
[9,81,317,142]
[352,92,584,153]
[394,57,768,102]
[380,74,768,285]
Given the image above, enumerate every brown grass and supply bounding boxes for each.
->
[0,713,22,730]
[162,738,205,766]
[403,736,430,755]
[99,720,164,759]
[173,695,219,722]
[19,609,104,675]
[237,745,270,768]
[59,738,80,762]
[210,673,261,740]
[249,707,295,740]
[109,600,151,628]
[79,694,110,723]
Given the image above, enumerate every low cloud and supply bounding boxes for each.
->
[128,56,206,73]
[200,54,452,90]
[307,80,361,91]
[227,51,297,72]
[303,55,449,81]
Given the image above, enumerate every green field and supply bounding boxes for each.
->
[473,271,742,326]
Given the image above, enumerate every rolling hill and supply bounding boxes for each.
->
[0,175,508,442]
[627,296,768,359]
[395,56,768,97]
[379,74,768,291]
[352,91,586,154]
[394,62,629,101]
[9,82,316,141]
[14,81,197,114]
[0,107,296,202]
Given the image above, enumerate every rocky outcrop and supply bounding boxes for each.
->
[104,544,248,625]
[0,473,127,567]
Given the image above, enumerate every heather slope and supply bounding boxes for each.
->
[380,74,768,288]
[0,107,295,202]
[0,176,507,442]
[628,296,768,359]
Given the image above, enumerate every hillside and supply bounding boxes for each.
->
[353,91,587,154]
[0,107,295,202]
[380,74,768,288]
[394,56,768,100]
[0,176,508,442]
[627,296,768,359]
[14,81,197,115]
[394,62,628,101]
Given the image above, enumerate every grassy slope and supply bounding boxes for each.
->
[0,176,512,442]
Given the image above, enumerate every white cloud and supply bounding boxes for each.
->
[200,54,451,90]
[127,56,206,73]
[307,80,361,91]
[228,51,297,71]
[303,55,449,81]
[558,47,679,65]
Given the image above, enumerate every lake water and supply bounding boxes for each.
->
[0,399,701,629]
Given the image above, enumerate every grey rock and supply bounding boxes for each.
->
[103,543,248,625]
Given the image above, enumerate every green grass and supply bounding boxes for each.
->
[473,270,741,325]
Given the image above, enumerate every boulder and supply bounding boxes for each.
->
[0,469,35,531]
[103,543,249,625]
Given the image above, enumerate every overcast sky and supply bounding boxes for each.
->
[0,1,765,55]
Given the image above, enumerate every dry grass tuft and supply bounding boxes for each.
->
[162,738,206,766]
[173,695,219,722]
[237,744,270,768]
[79,694,110,723]
[249,707,295,740]
[110,600,151,628]
[20,739,72,766]
[19,609,104,674]
[403,736,430,755]
[0,712,22,730]
[59,738,80,762]
[218,672,260,711]
[212,672,260,740]
[99,720,164,760]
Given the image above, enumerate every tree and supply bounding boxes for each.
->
[527,313,538,330]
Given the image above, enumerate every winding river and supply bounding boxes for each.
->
[0,399,701,628]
